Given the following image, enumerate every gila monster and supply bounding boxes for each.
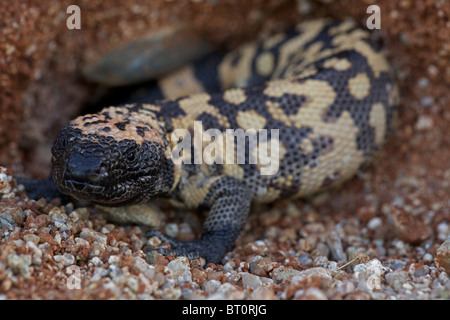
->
[37,19,399,263]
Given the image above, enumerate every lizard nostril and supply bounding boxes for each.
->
[67,154,106,184]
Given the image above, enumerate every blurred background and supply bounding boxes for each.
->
[1,0,448,180]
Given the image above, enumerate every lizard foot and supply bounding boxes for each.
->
[145,229,229,264]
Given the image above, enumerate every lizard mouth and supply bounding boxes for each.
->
[64,180,104,193]
[55,176,143,206]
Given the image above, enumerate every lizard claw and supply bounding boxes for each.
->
[144,230,227,264]
[145,229,178,246]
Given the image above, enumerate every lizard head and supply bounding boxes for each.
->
[51,105,173,206]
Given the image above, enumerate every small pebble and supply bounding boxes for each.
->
[385,270,410,292]
[54,253,76,267]
[326,231,346,262]
[417,77,429,88]
[203,279,221,294]
[165,223,179,237]
[272,267,303,282]
[167,257,192,284]
[367,217,382,230]
[387,205,432,244]
[415,115,434,130]
[0,200,25,228]
[250,286,275,300]
[208,283,245,300]
[435,240,450,275]
[240,272,262,290]
[80,228,108,245]
[294,287,328,300]
[0,167,14,195]
[7,254,32,278]
[347,248,370,269]
[23,234,40,245]
[419,96,434,107]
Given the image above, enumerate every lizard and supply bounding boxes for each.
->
[22,19,399,264]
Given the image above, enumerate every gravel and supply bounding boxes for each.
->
[0,167,449,300]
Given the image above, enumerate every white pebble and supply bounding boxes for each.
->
[89,256,103,267]
[108,255,120,265]
[203,279,221,294]
[54,253,75,267]
[240,272,262,290]
[165,223,179,237]
[415,115,433,130]
[367,217,382,230]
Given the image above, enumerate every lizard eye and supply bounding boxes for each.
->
[126,151,136,162]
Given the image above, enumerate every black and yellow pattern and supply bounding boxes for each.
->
[50,19,399,263]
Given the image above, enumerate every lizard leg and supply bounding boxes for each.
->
[146,176,252,264]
